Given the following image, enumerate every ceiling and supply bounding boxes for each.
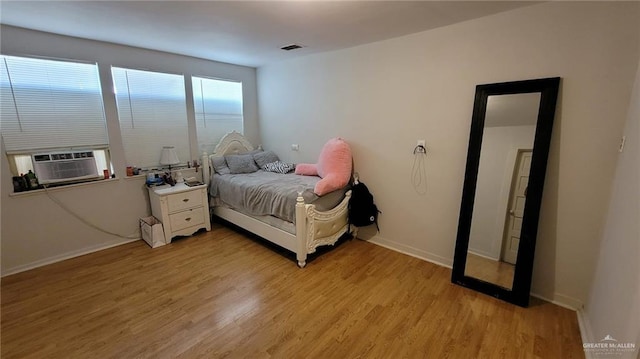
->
[0,1,537,68]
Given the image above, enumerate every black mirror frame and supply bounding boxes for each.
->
[451,77,560,307]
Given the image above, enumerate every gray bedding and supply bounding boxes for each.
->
[209,170,347,223]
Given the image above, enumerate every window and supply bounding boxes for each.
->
[192,76,243,154]
[112,67,190,169]
[0,55,109,153]
[0,55,110,182]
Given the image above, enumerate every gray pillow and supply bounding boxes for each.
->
[225,154,259,174]
[211,156,231,175]
[253,150,280,168]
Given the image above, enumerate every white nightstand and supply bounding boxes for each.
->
[148,183,211,244]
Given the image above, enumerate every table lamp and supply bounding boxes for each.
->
[160,146,180,170]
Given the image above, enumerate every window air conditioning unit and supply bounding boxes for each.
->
[32,151,101,184]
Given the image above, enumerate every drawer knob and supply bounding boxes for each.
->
[185,217,191,221]
[182,198,189,202]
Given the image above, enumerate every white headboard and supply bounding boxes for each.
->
[212,131,254,157]
[203,131,256,185]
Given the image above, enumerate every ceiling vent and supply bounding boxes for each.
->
[280,44,304,51]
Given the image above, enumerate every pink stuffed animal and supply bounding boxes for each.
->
[295,137,353,195]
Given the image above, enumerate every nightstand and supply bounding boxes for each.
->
[148,183,211,244]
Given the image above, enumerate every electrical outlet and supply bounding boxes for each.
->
[291,144,299,151]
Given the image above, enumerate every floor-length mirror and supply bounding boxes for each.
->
[452,77,560,307]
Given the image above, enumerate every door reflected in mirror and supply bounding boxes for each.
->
[463,92,540,290]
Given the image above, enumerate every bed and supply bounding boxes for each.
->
[202,132,353,268]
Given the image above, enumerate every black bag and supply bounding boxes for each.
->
[348,180,380,231]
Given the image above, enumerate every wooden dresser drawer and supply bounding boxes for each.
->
[167,189,203,213]
[169,207,205,231]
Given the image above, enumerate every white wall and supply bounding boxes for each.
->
[468,125,535,259]
[0,26,258,275]
[257,2,640,308]
[581,60,640,358]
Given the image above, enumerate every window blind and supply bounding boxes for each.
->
[192,76,243,154]
[112,67,190,168]
[0,55,108,153]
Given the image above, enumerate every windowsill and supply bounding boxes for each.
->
[9,177,120,197]
[123,167,199,181]
[8,167,202,197]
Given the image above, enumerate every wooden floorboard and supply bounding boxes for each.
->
[465,253,515,289]
[1,223,584,358]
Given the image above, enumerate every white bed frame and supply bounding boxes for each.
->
[202,131,353,268]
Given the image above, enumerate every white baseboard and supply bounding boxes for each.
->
[530,291,584,311]
[1,238,141,277]
[367,234,453,268]
[576,307,594,359]
[467,249,500,262]
[554,292,585,311]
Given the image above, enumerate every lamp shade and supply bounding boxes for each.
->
[159,146,180,166]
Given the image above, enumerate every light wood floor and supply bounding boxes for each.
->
[465,253,516,289]
[1,223,584,358]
